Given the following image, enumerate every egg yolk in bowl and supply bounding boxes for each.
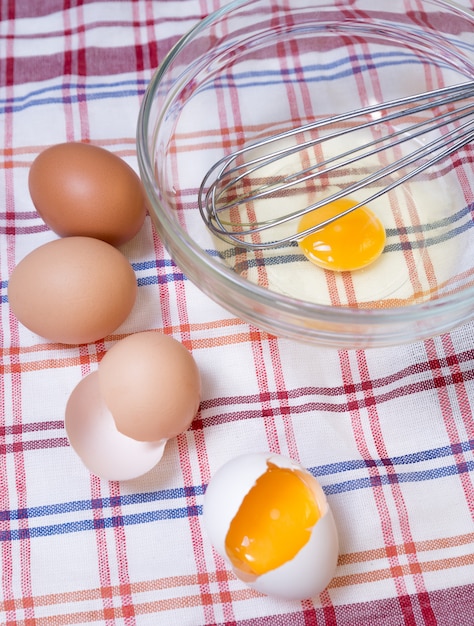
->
[298,198,386,272]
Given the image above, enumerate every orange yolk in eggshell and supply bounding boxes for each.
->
[225,463,321,576]
[297,198,386,272]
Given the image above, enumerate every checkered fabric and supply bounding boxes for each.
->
[1,1,474,625]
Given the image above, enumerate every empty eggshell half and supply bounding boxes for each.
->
[64,331,201,480]
[98,331,201,442]
[65,371,166,481]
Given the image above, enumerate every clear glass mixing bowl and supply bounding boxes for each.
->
[137,0,474,348]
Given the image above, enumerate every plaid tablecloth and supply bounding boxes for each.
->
[1,1,474,625]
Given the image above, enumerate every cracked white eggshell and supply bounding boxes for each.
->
[65,371,166,481]
[203,452,339,601]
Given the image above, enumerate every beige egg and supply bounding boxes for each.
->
[98,331,201,442]
[8,237,137,344]
[28,142,147,247]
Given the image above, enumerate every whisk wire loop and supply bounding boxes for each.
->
[213,87,474,203]
[198,81,474,249]
[214,102,474,215]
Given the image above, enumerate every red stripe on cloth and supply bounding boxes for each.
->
[0,374,14,617]
[131,0,145,73]
[0,169,14,623]
[3,0,15,86]
[338,530,474,566]
[63,2,78,141]
[9,0,100,18]
[4,579,473,624]
[401,1,444,302]
[0,438,69,455]
[90,474,115,626]
[144,2,158,72]
[0,39,179,85]
[249,329,281,454]
[109,481,136,625]
[76,4,91,139]
[150,227,173,330]
[1,558,473,622]
[131,0,159,76]
[189,417,225,622]
[177,399,234,618]
[427,336,474,521]
[267,338,300,462]
[61,1,91,141]
[338,350,419,626]
[335,0,441,307]
[2,0,37,620]
[178,436,221,625]
[168,198,235,623]
[78,317,116,622]
[0,421,64,436]
[440,335,474,448]
[249,324,338,617]
[355,350,437,625]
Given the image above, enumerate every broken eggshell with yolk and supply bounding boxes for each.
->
[203,452,339,601]
[65,331,201,481]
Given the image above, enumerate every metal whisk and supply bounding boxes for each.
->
[198,81,474,249]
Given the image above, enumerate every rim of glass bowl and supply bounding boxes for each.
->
[137,0,474,332]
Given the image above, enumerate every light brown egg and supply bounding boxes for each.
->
[8,237,137,344]
[28,142,146,247]
[98,331,201,442]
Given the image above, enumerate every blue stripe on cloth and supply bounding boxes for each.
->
[0,79,149,106]
[4,50,469,116]
[133,259,187,284]
[0,79,149,114]
[0,505,202,541]
[200,50,466,93]
[132,259,178,271]
[137,273,187,286]
[320,460,474,496]
[311,438,474,475]
[2,90,146,115]
[0,440,472,539]
[223,59,446,90]
[0,485,206,521]
[0,263,186,302]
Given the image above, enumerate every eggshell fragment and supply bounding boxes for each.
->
[203,452,339,601]
[29,142,146,247]
[65,371,166,481]
[8,237,137,344]
[249,510,338,600]
[98,331,201,442]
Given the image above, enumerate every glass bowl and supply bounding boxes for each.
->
[137,0,474,349]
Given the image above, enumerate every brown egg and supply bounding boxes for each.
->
[28,142,146,247]
[98,331,201,442]
[8,237,137,344]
